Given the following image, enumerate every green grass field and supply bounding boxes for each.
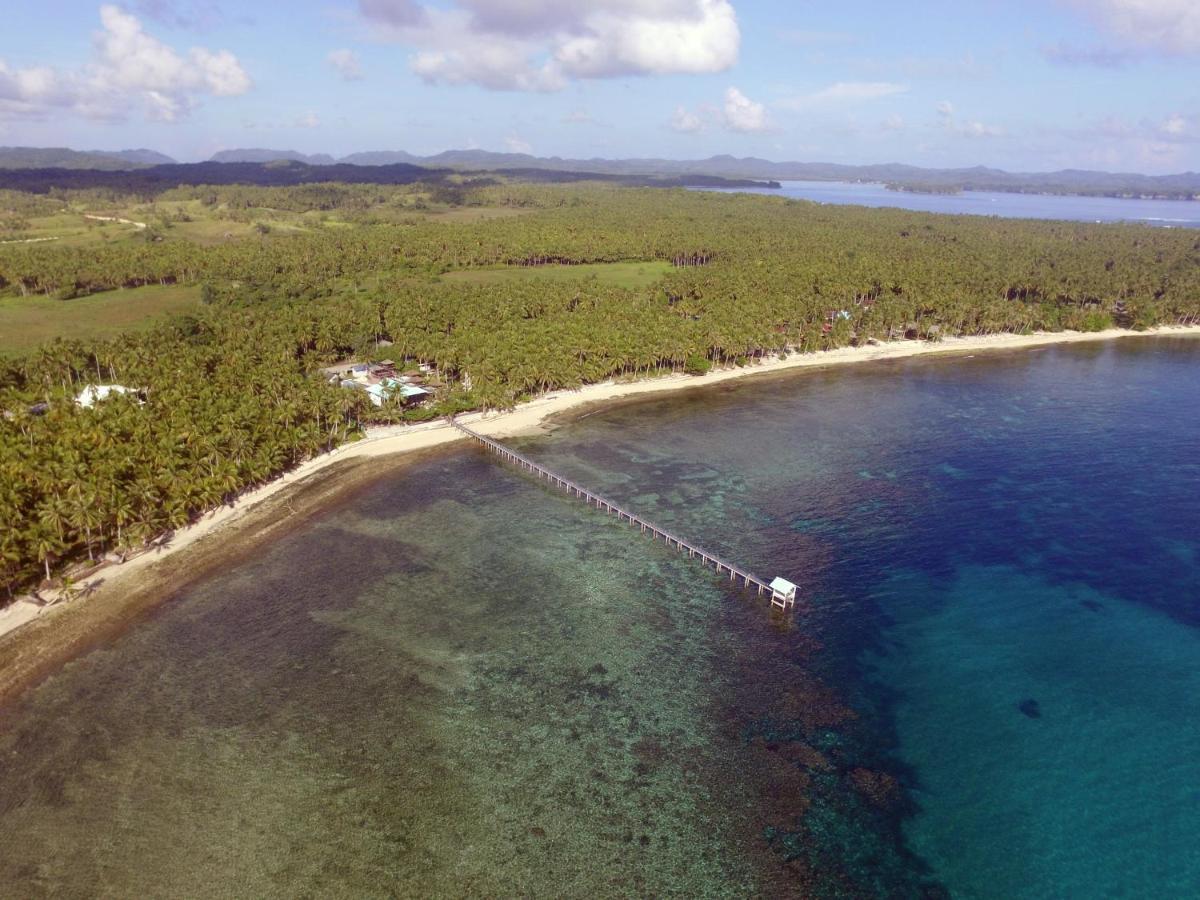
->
[440,259,672,290]
[424,206,534,223]
[0,284,203,355]
[0,212,144,249]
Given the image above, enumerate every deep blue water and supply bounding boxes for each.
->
[521,335,1200,896]
[1,337,1197,896]
[697,180,1200,227]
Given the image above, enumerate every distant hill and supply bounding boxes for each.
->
[0,160,436,193]
[0,146,176,170]
[356,151,1200,199]
[99,148,177,166]
[0,159,772,195]
[210,148,338,165]
[339,150,423,166]
[3,145,1198,199]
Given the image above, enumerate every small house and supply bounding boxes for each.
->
[396,383,429,403]
[769,576,797,610]
[76,385,140,409]
[328,358,431,409]
[364,383,388,407]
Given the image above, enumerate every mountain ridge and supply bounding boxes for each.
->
[1,145,1197,199]
[206,148,1200,198]
[0,146,178,170]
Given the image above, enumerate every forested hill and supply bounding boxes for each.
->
[0,161,443,194]
[212,148,1200,200]
[0,147,177,170]
[0,161,775,195]
[5,145,1196,199]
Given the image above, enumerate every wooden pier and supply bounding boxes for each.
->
[452,420,796,608]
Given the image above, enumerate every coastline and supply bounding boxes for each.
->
[2,324,1198,706]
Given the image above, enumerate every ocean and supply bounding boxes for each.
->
[1,336,1197,897]
[695,180,1200,228]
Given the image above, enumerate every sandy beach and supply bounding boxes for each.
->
[2,325,1198,704]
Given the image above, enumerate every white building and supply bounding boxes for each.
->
[75,385,139,409]
[769,577,798,610]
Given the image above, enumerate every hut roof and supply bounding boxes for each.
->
[769,577,797,595]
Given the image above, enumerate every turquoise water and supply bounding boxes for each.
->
[869,566,1200,897]
[1,337,1197,896]
[696,180,1200,227]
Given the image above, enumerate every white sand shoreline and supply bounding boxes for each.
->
[3,325,1198,642]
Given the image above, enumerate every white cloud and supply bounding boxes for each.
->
[957,120,1004,138]
[779,80,909,109]
[93,6,249,98]
[1150,112,1197,142]
[669,86,771,134]
[1063,0,1200,55]
[722,86,770,133]
[407,13,565,91]
[563,109,595,124]
[1052,113,1199,146]
[504,135,532,153]
[934,100,1002,138]
[1045,114,1197,170]
[361,0,739,92]
[670,105,704,132]
[882,113,905,131]
[360,0,428,28]
[1162,113,1187,135]
[296,111,321,128]
[0,5,249,122]
[328,48,364,81]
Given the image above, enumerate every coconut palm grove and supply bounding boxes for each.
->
[2,178,1199,598]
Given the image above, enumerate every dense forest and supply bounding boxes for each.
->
[0,160,773,196]
[2,181,1199,598]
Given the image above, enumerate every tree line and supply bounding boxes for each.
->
[2,183,1198,598]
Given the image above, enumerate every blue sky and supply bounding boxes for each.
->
[1,1,1198,172]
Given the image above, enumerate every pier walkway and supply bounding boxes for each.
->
[452,420,795,607]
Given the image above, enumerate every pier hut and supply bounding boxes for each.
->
[769,577,798,610]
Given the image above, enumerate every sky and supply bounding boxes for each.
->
[1,0,1198,173]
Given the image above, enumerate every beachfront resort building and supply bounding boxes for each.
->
[75,385,141,408]
[324,360,431,408]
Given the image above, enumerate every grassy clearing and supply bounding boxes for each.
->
[165,218,258,245]
[441,259,673,290]
[0,284,202,355]
[0,212,146,249]
[424,206,535,223]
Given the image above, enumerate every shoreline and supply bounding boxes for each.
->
[2,325,1198,705]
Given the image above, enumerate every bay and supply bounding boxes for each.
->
[1,336,1198,897]
[696,180,1200,227]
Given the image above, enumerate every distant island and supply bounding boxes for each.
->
[2,145,1196,201]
